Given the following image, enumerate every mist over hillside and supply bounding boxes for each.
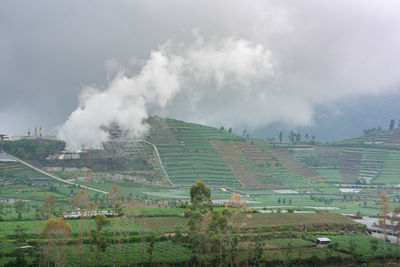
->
[1,0,399,144]
[251,94,400,142]
[2,1,400,266]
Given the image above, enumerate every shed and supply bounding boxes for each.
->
[316,237,331,248]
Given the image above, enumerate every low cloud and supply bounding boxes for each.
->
[57,35,273,150]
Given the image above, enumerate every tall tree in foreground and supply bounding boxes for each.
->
[41,217,72,267]
[71,189,90,267]
[208,209,228,266]
[124,200,140,267]
[86,201,98,266]
[187,181,212,265]
[147,235,156,267]
[108,185,122,266]
[225,194,251,266]
[7,226,29,267]
[380,193,391,259]
[91,215,111,267]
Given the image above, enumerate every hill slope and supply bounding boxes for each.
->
[3,117,400,189]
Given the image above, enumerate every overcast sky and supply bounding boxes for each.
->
[1,0,400,143]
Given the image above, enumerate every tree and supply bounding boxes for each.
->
[44,195,57,218]
[289,131,295,144]
[187,181,212,265]
[91,215,111,267]
[228,128,232,133]
[380,193,390,259]
[190,181,212,211]
[254,241,263,266]
[14,225,27,246]
[279,132,283,143]
[124,200,140,267]
[147,235,156,267]
[0,202,5,221]
[296,133,301,143]
[225,194,249,211]
[86,202,98,266]
[41,217,72,267]
[224,194,251,266]
[13,200,27,220]
[389,119,395,130]
[7,225,29,267]
[35,206,46,220]
[108,185,122,266]
[370,238,378,258]
[208,210,229,266]
[71,189,90,266]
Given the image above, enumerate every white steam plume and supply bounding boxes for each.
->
[57,36,273,150]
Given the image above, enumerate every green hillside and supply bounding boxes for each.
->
[147,117,327,189]
[3,117,400,190]
[2,116,400,217]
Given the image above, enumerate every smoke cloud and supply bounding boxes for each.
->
[57,36,274,150]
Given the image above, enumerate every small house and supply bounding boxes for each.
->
[316,237,331,248]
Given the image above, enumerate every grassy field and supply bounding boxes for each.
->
[318,233,399,261]
[0,213,356,238]
[1,241,192,266]
[0,210,392,266]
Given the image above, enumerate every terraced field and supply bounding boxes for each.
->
[374,150,400,186]
[315,169,343,183]
[146,118,337,189]
[292,147,340,168]
[146,117,243,187]
[358,149,387,183]
[334,128,400,147]
[167,120,242,187]
[339,149,363,183]
[210,140,268,188]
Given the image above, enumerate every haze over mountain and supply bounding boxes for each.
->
[1,0,399,144]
